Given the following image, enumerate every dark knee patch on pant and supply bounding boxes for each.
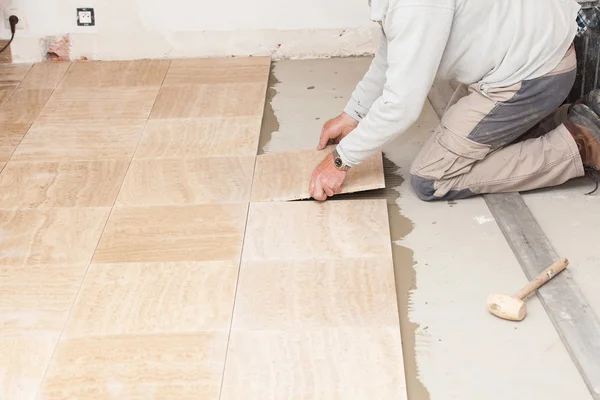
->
[468,68,577,149]
[411,174,476,201]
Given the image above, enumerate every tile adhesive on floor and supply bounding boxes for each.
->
[0,58,407,399]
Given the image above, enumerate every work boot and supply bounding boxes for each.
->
[564,103,600,171]
[570,88,600,116]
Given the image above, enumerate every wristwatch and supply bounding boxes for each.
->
[332,148,350,171]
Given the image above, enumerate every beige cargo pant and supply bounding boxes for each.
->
[410,44,584,201]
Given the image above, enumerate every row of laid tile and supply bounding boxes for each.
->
[34,56,271,399]
[1,56,272,400]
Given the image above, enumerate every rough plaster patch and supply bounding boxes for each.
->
[42,34,71,61]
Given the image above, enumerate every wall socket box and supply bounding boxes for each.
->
[77,8,95,26]
[4,8,26,30]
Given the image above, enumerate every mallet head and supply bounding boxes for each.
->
[487,293,526,321]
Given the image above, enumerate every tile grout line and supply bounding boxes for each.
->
[218,58,273,399]
[32,60,173,399]
[0,62,70,175]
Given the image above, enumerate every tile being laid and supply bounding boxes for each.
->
[116,157,255,206]
[251,146,385,202]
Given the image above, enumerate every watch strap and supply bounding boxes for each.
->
[332,148,350,171]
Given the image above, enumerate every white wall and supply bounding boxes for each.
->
[1,0,380,63]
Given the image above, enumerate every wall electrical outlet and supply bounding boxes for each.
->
[4,9,26,30]
[77,8,95,26]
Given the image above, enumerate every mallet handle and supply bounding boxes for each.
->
[515,258,568,300]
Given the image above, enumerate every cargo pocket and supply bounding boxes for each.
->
[412,125,492,181]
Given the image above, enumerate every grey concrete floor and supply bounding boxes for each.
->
[259,57,594,400]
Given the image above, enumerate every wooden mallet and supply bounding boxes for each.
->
[487,258,569,321]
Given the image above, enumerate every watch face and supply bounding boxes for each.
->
[334,158,343,167]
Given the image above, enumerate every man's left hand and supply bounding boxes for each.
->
[309,153,347,201]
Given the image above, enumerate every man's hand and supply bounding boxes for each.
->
[317,112,359,150]
[309,152,348,201]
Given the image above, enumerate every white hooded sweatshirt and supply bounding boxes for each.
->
[336,0,582,167]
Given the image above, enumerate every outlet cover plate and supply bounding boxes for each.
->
[4,8,27,30]
[77,8,95,26]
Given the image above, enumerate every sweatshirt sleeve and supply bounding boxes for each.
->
[336,4,454,167]
[343,30,388,121]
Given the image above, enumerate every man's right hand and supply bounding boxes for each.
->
[317,112,359,150]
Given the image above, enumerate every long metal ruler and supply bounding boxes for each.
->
[484,193,600,399]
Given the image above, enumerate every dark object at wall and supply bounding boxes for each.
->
[569,5,600,102]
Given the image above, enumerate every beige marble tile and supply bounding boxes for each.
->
[233,258,399,330]
[64,261,238,337]
[0,89,53,123]
[59,59,171,88]
[221,328,406,400]
[19,62,70,89]
[150,83,266,119]
[0,264,85,335]
[93,204,247,264]
[12,121,145,162]
[164,56,271,86]
[251,146,385,201]
[136,117,262,158]
[0,208,110,266]
[40,333,228,400]
[0,84,16,106]
[37,87,160,122]
[0,123,30,163]
[117,157,254,206]
[243,200,392,261]
[0,63,32,85]
[0,334,58,400]
[0,160,129,208]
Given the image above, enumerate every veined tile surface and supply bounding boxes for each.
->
[251,145,385,201]
[64,261,238,337]
[12,121,145,162]
[116,157,255,206]
[58,60,171,88]
[136,117,262,158]
[19,62,70,90]
[0,208,110,266]
[0,123,30,164]
[163,57,271,86]
[37,87,160,122]
[93,204,248,264]
[39,333,229,400]
[222,199,407,399]
[0,160,129,208]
